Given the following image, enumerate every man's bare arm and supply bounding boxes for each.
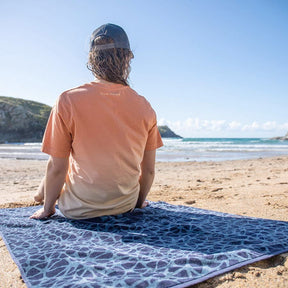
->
[30,156,69,219]
[136,150,156,208]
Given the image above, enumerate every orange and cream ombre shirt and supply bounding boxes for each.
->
[42,81,163,219]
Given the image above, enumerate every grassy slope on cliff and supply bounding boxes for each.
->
[0,96,51,127]
[0,96,52,142]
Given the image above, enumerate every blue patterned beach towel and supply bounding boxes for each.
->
[1,201,288,288]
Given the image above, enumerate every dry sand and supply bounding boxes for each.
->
[1,156,288,287]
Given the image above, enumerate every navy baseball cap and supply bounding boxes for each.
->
[90,23,131,51]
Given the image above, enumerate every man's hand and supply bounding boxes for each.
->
[30,207,55,220]
[140,200,149,208]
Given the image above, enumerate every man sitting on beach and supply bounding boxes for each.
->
[30,23,163,220]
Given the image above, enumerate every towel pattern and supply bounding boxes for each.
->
[1,201,288,287]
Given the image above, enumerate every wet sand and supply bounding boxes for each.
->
[1,157,288,287]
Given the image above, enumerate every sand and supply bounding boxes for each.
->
[1,156,288,287]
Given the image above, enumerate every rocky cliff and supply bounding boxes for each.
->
[271,132,288,141]
[0,96,181,143]
[158,125,182,138]
[0,96,51,143]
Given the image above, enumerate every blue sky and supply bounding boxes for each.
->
[0,0,287,137]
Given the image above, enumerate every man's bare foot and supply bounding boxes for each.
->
[34,192,44,203]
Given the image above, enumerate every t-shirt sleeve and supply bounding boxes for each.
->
[145,113,163,151]
[41,99,72,158]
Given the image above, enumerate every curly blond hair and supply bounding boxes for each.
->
[87,35,133,86]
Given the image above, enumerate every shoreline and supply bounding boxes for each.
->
[1,156,288,287]
[2,137,288,163]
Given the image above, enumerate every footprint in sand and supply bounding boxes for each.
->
[211,188,223,192]
[185,200,196,205]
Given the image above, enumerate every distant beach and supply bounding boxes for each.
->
[1,138,288,162]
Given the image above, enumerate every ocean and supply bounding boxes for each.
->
[1,138,288,162]
[157,138,288,162]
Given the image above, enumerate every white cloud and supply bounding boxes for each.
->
[158,118,288,138]
[242,122,260,131]
[280,123,288,130]
[262,121,277,130]
[228,121,242,130]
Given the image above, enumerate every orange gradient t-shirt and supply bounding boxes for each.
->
[42,81,163,219]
